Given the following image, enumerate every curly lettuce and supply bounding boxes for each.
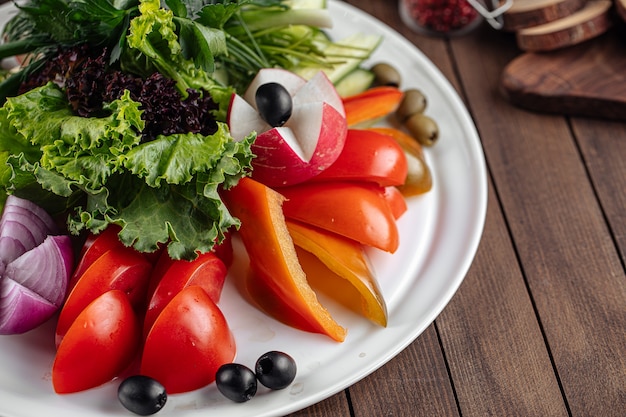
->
[0,82,255,260]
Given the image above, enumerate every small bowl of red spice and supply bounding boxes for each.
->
[399,0,483,36]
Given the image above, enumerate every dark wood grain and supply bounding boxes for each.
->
[348,326,460,417]
[453,18,626,417]
[294,2,626,416]
[439,179,568,417]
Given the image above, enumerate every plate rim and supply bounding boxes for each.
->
[0,1,488,416]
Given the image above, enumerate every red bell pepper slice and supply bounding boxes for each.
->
[280,182,400,253]
[367,127,433,196]
[310,129,408,187]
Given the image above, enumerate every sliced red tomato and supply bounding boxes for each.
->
[280,182,400,253]
[55,247,153,346]
[52,290,140,394]
[69,225,125,289]
[140,285,236,394]
[310,129,408,186]
[213,231,234,268]
[143,251,227,336]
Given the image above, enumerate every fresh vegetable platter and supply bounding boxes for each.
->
[0,1,487,416]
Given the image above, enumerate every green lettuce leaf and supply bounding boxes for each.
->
[0,81,255,260]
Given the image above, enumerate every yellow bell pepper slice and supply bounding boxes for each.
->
[286,220,387,327]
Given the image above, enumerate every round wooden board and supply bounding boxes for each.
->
[501,0,586,31]
[515,0,613,51]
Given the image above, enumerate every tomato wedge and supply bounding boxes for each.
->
[310,129,408,186]
[143,251,227,336]
[280,182,400,253]
[69,225,125,289]
[140,285,236,394]
[287,220,387,327]
[52,290,140,394]
[56,247,153,346]
[223,177,346,342]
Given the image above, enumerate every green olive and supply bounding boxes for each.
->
[396,89,428,122]
[371,63,402,87]
[404,113,439,147]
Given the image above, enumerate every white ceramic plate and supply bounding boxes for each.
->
[0,1,487,416]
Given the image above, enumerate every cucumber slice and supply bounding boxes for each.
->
[335,68,375,97]
[286,0,327,9]
[293,33,382,84]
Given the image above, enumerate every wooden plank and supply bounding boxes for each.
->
[452,26,626,416]
[438,179,569,416]
[349,325,461,417]
[288,391,352,416]
[573,118,626,278]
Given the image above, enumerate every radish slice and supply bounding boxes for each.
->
[243,68,307,107]
[227,68,348,187]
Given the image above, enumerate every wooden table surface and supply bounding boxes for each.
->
[290,1,626,416]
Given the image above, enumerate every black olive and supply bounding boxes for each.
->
[255,351,297,390]
[255,82,293,127]
[215,363,258,403]
[118,375,167,416]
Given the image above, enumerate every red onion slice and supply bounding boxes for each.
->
[0,196,74,334]
[0,236,26,266]
[2,195,58,234]
[0,279,58,334]
[4,235,73,307]
[0,220,37,253]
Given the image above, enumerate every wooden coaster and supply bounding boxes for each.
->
[515,0,613,51]
[501,0,586,31]
[501,29,626,120]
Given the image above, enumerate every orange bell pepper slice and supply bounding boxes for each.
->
[280,181,400,253]
[342,86,404,127]
[286,220,387,327]
[222,177,346,342]
[367,127,433,196]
